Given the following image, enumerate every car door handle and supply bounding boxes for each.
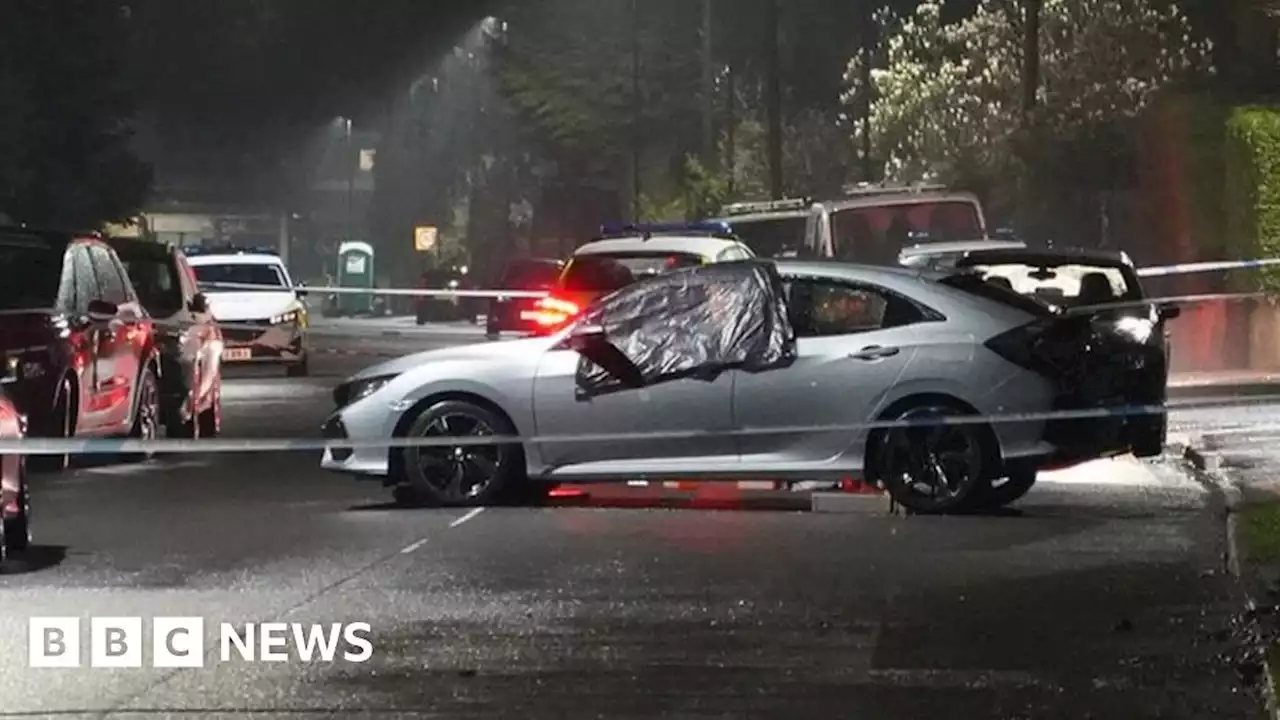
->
[849,346,901,361]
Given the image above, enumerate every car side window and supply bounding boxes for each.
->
[786,279,926,338]
[72,247,99,314]
[88,245,127,305]
[717,246,750,262]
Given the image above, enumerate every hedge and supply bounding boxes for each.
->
[1225,106,1280,293]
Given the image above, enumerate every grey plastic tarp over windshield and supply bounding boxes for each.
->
[576,261,796,397]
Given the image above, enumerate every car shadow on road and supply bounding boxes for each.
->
[1,545,68,575]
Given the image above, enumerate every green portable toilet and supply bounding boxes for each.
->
[336,241,376,315]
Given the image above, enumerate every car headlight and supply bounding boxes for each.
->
[271,310,302,325]
[336,374,399,408]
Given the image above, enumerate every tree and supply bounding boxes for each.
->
[848,0,1211,191]
[0,0,151,227]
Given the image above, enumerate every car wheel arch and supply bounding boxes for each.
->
[388,391,525,479]
[863,392,1001,484]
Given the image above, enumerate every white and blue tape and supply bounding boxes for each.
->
[0,402,1199,455]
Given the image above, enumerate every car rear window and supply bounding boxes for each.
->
[965,263,1139,307]
[728,217,807,258]
[0,238,62,310]
[119,252,184,317]
[560,252,704,293]
[831,200,984,262]
[501,261,562,289]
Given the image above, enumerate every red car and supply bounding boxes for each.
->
[0,388,29,561]
[0,227,162,471]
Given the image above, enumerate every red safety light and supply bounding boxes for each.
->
[529,296,581,329]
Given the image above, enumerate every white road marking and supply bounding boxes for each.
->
[450,507,485,527]
[399,539,428,554]
[69,460,211,478]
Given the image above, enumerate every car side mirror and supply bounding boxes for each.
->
[295,288,309,299]
[568,324,644,388]
[87,299,118,322]
[189,293,209,314]
[1158,303,1181,321]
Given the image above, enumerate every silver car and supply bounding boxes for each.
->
[322,259,1170,514]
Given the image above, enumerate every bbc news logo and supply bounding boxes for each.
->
[28,617,373,668]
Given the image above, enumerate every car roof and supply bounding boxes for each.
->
[186,252,286,266]
[104,236,175,259]
[573,235,747,258]
[0,225,100,249]
[819,189,982,212]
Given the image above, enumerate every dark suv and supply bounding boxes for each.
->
[0,227,162,470]
[484,258,564,339]
[108,237,223,439]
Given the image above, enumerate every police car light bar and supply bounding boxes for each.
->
[718,198,811,216]
[183,245,280,256]
[599,221,734,237]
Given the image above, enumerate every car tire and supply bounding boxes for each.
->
[873,403,989,515]
[123,366,161,463]
[395,399,524,508]
[32,378,74,474]
[964,470,1037,511]
[287,354,309,378]
[197,385,222,438]
[4,459,30,555]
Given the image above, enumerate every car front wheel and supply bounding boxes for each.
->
[395,399,523,507]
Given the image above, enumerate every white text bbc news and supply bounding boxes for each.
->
[28,618,374,668]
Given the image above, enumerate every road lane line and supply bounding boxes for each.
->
[450,507,485,527]
[399,539,428,554]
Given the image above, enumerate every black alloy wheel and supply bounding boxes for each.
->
[397,400,521,507]
[876,405,988,514]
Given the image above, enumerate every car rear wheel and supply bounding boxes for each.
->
[875,405,988,515]
[395,399,523,508]
[124,367,160,463]
[4,459,30,554]
[33,379,74,474]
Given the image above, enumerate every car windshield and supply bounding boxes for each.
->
[194,263,287,291]
[727,216,807,258]
[561,252,704,293]
[119,252,184,316]
[965,262,1138,308]
[831,200,984,263]
[0,239,62,310]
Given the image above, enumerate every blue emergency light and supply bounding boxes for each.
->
[599,221,734,238]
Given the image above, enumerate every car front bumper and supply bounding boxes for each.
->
[320,397,397,482]
[220,321,307,365]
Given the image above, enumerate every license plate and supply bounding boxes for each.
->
[222,348,252,362]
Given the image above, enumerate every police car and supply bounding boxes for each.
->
[526,222,756,332]
[185,246,310,377]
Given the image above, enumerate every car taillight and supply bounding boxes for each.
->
[529,296,581,329]
[984,318,1086,378]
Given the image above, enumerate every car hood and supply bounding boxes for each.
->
[205,291,297,322]
[350,335,561,381]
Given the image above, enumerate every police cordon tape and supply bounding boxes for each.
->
[1135,258,1280,278]
[0,403,1176,455]
[205,282,549,299]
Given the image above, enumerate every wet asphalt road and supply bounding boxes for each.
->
[0,322,1270,718]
